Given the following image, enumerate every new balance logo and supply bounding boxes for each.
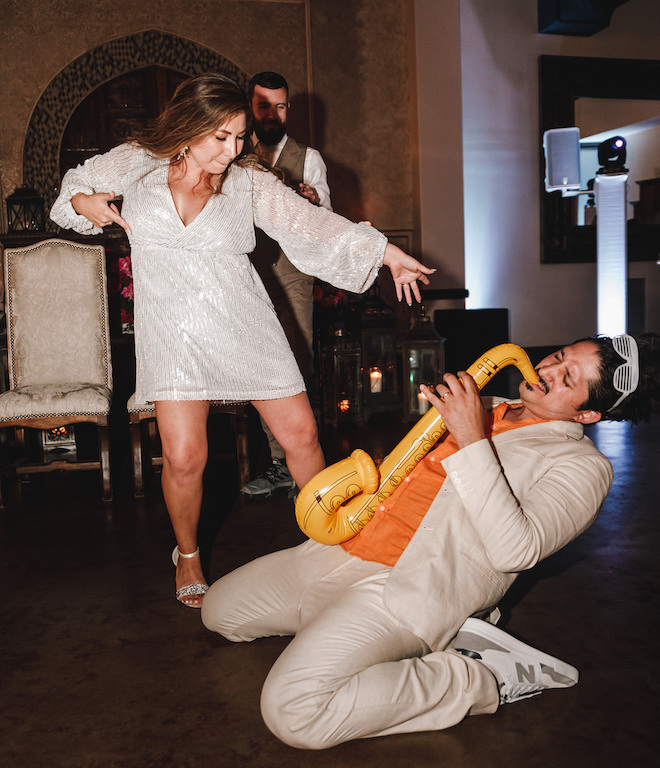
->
[515,662,537,684]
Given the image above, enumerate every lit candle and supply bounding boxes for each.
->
[370,368,383,393]
[417,391,430,414]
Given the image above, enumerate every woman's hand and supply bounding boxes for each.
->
[420,372,486,450]
[382,243,435,305]
[71,192,131,233]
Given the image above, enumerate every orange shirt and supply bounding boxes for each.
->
[341,403,545,567]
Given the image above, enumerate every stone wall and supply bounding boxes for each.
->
[0,0,416,235]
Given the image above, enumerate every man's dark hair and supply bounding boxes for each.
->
[248,71,289,100]
[578,333,660,424]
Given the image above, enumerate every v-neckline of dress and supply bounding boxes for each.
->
[165,162,215,229]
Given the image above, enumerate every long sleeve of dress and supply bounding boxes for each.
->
[251,166,386,294]
[50,144,140,235]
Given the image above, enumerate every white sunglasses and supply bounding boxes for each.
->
[609,335,639,411]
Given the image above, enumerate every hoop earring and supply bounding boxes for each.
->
[176,146,189,161]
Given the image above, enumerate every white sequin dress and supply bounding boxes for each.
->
[50,144,386,403]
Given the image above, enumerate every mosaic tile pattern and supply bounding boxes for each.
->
[24,30,249,226]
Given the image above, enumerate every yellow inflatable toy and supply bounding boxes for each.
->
[295,343,540,545]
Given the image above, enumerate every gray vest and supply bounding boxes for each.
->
[252,136,309,277]
[275,136,306,191]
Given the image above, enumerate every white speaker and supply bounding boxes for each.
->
[543,127,581,193]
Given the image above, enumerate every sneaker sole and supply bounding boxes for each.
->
[241,483,296,500]
[454,618,579,687]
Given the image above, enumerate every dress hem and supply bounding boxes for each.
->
[135,385,306,405]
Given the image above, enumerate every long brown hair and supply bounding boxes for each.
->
[131,73,256,191]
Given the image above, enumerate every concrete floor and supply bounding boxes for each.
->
[1,411,659,767]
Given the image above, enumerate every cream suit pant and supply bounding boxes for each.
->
[201,540,499,749]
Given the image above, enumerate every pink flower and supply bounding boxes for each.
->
[121,283,134,300]
[314,284,348,306]
[118,257,132,278]
[320,294,339,308]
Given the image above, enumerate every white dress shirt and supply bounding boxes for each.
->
[252,133,332,211]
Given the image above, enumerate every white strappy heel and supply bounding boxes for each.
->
[172,546,208,608]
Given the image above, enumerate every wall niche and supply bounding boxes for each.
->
[60,66,187,177]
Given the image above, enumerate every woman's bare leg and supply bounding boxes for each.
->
[155,400,210,606]
[252,393,325,490]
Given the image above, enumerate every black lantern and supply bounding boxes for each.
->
[40,425,77,455]
[6,186,46,232]
[360,286,399,420]
[321,328,363,426]
[402,307,445,421]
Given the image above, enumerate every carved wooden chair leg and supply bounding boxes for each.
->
[99,423,113,501]
[129,418,146,498]
[234,413,250,488]
[0,456,5,511]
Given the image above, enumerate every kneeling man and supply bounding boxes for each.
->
[202,334,659,749]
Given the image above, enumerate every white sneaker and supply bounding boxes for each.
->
[453,618,579,704]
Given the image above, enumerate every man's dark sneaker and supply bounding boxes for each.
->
[241,458,296,499]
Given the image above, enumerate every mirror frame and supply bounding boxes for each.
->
[539,55,660,264]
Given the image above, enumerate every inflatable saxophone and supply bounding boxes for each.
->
[295,343,540,545]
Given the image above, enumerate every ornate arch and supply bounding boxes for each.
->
[24,30,248,220]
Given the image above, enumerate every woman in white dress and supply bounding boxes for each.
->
[51,74,433,607]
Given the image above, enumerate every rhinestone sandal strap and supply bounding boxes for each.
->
[175,582,208,599]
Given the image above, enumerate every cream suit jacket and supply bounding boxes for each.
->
[383,416,613,651]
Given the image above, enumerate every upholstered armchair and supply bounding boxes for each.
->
[0,239,113,507]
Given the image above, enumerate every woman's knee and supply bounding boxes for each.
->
[278,412,319,457]
[259,395,319,454]
[156,402,209,479]
[162,438,208,480]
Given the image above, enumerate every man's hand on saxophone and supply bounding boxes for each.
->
[420,372,487,450]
